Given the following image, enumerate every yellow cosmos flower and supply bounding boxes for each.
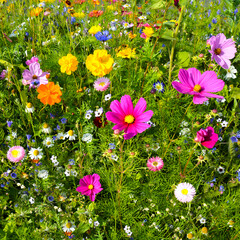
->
[30,7,43,17]
[116,46,136,59]
[89,25,102,35]
[143,26,154,42]
[58,54,78,75]
[86,50,114,77]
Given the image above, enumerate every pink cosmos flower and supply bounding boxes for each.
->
[172,68,225,104]
[147,157,164,171]
[208,33,237,69]
[22,62,48,87]
[194,126,218,149]
[26,56,39,66]
[76,174,103,202]
[94,77,110,91]
[106,95,154,140]
[7,146,25,163]
[174,182,196,203]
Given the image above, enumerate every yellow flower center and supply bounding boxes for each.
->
[193,84,201,92]
[152,161,158,166]
[11,150,20,158]
[88,184,94,190]
[33,150,39,156]
[99,82,105,86]
[201,227,208,234]
[124,115,135,124]
[32,74,38,79]
[60,136,64,139]
[187,233,193,239]
[68,130,73,136]
[27,103,32,108]
[43,123,49,128]
[47,141,51,145]
[181,189,188,195]
[66,222,72,228]
[214,48,221,55]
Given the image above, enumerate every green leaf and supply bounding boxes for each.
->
[228,137,236,158]
[175,51,191,67]
[159,29,176,41]
[148,0,166,10]
[231,88,240,99]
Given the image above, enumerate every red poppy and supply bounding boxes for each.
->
[93,117,108,128]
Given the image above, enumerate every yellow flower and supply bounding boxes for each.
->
[7,3,14,12]
[86,50,114,77]
[143,26,154,42]
[187,233,194,239]
[107,5,115,11]
[0,0,7,3]
[116,46,136,59]
[58,54,78,75]
[89,25,102,35]
[73,12,85,18]
[201,227,208,235]
[128,32,137,39]
[30,7,43,17]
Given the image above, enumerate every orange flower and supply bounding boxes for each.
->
[30,7,43,17]
[89,10,103,17]
[37,82,62,105]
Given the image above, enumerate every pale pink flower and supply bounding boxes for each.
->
[174,182,196,203]
[7,146,25,163]
[147,157,164,171]
[94,77,110,91]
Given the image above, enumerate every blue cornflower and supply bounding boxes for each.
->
[212,18,217,24]
[95,31,112,42]
[210,118,214,123]
[208,23,212,29]
[7,121,13,127]
[48,196,54,202]
[50,113,55,118]
[153,81,165,93]
[15,204,18,207]
[26,134,32,140]
[40,219,44,222]
[69,159,75,165]
[162,44,166,47]
[219,185,225,192]
[217,10,221,15]
[231,136,238,143]
[53,136,57,141]
[1,184,5,188]
[234,8,238,15]
[71,17,76,24]
[109,143,116,149]
[57,125,61,130]
[11,173,17,178]
[211,147,217,153]
[61,118,67,124]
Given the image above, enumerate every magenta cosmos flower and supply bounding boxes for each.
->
[22,62,48,87]
[172,68,225,104]
[26,56,39,66]
[76,174,103,202]
[106,95,154,140]
[147,157,164,172]
[194,126,218,149]
[208,33,237,69]
[7,146,25,163]
[94,77,110,91]
[174,182,196,203]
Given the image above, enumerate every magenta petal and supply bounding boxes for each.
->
[193,95,208,104]
[22,70,33,80]
[112,123,127,131]
[126,124,137,134]
[120,95,133,115]
[124,132,137,140]
[110,100,125,116]
[187,68,202,85]
[133,97,146,117]
[201,92,224,99]
[214,55,230,69]
[178,69,192,87]
[199,71,224,92]
[172,81,192,94]
[135,110,153,123]
[89,193,96,202]
[134,122,151,133]
[106,112,123,124]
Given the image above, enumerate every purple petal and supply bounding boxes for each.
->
[172,81,192,94]
[193,95,208,104]
[106,112,123,124]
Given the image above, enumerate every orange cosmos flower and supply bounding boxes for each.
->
[37,82,62,105]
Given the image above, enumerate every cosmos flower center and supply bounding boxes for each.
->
[152,161,158,166]
[11,150,20,158]
[33,150,39,156]
[68,130,73,136]
[124,115,135,124]
[214,48,221,55]
[43,123,49,128]
[32,74,38,79]
[181,189,188,195]
[99,82,105,86]
[66,222,72,228]
[193,84,201,92]
[88,184,94,190]
[27,103,32,108]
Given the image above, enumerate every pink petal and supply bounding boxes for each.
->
[89,193,96,202]
[178,69,193,88]
[133,97,147,117]
[106,112,123,124]
[193,95,208,104]
[172,81,192,94]
[187,68,202,85]
[112,123,127,131]
[125,124,137,134]
[22,70,33,80]
[214,55,230,69]
[120,95,133,115]
[135,110,153,123]
[110,100,125,116]
[134,122,151,133]
[124,132,137,140]
[200,92,224,99]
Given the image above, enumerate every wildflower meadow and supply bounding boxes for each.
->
[1,0,240,239]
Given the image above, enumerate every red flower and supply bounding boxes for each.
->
[89,10,103,17]
[93,117,108,128]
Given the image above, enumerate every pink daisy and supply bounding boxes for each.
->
[76,174,103,202]
[147,157,164,171]
[106,95,154,140]
[195,126,218,149]
[94,77,110,91]
[7,146,25,163]
[208,33,237,69]
[172,68,225,104]
[174,182,196,203]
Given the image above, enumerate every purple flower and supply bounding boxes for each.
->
[212,18,217,24]
[0,70,7,79]
[26,134,32,140]
[231,136,238,143]
[26,56,39,66]
[7,121,13,127]
[48,196,54,201]
[11,173,17,178]
[61,118,67,124]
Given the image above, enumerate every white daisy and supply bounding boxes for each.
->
[225,65,237,79]
[123,4,131,8]
[57,132,65,140]
[42,123,52,134]
[64,130,77,141]
[62,221,76,233]
[43,137,54,148]
[29,147,43,160]
[221,121,228,127]
[25,103,35,113]
[29,197,35,204]
[105,94,111,101]
[138,15,147,20]
[95,107,103,117]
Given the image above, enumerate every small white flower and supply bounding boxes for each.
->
[57,132,65,140]
[29,147,43,160]
[95,107,103,117]
[218,136,223,141]
[51,155,57,161]
[123,4,131,8]
[85,113,92,119]
[25,103,35,113]
[82,133,93,143]
[138,15,147,20]
[89,218,93,224]
[199,217,206,224]
[216,118,222,123]
[225,65,237,79]
[12,131,17,138]
[221,121,228,127]
[42,123,52,134]
[105,94,111,101]
[217,166,225,174]
[111,154,118,161]
[43,137,54,148]
[64,130,77,141]
[94,221,100,226]
[29,197,35,204]
[38,170,49,179]
[64,170,70,176]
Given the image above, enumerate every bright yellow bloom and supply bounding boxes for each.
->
[92,0,100,5]
[7,3,14,12]
[86,50,114,77]
[89,25,102,35]
[0,0,7,3]
[143,26,154,42]
[30,7,43,17]
[58,54,78,75]
[73,12,85,18]
[116,46,136,59]
[128,32,137,39]
[107,5,115,11]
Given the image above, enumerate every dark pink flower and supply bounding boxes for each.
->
[172,68,225,104]
[26,56,39,66]
[194,126,218,149]
[76,174,103,202]
[208,33,237,69]
[106,95,153,140]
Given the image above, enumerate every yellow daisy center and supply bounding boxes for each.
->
[214,48,221,55]
[152,161,158,166]
[99,82,105,86]
[88,184,94,190]
[27,103,32,108]
[68,130,73,136]
[43,123,49,128]
[181,189,188,195]
[60,136,64,139]
[11,150,20,158]
[193,84,201,92]
[66,222,72,228]
[47,141,51,145]
[33,150,39,156]
[124,115,135,124]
